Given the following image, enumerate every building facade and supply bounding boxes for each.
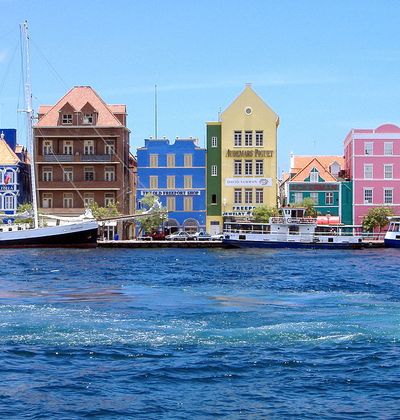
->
[206,84,279,234]
[136,137,206,233]
[34,86,131,226]
[344,123,400,225]
[0,130,31,216]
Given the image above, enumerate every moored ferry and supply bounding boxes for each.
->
[222,207,363,249]
[384,217,400,248]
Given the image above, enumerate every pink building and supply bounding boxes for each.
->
[344,124,400,226]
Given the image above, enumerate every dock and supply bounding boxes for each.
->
[98,240,226,248]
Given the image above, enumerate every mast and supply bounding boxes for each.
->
[20,21,39,229]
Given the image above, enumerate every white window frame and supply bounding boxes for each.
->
[63,193,74,208]
[84,140,95,155]
[384,188,393,204]
[255,160,263,176]
[234,131,242,147]
[149,176,158,189]
[184,154,193,167]
[149,154,158,167]
[364,188,373,204]
[244,160,252,176]
[82,113,94,124]
[105,166,115,182]
[167,154,175,167]
[42,193,53,208]
[211,136,218,148]
[255,188,263,204]
[255,131,264,147]
[62,114,72,125]
[234,188,242,204]
[384,142,393,156]
[63,167,73,182]
[167,175,175,189]
[310,192,318,203]
[364,142,373,155]
[310,171,319,182]
[293,192,303,204]
[244,188,253,204]
[105,139,115,155]
[42,167,53,182]
[84,166,95,181]
[43,140,53,155]
[234,160,242,176]
[184,196,193,211]
[211,165,217,176]
[364,164,373,179]
[384,164,393,180]
[325,192,333,205]
[184,175,192,189]
[84,193,94,207]
[3,194,15,210]
[63,140,73,155]
[167,196,175,211]
[244,131,253,147]
[104,193,115,206]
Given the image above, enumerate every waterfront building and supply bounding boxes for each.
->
[0,129,31,216]
[344,123,400,225]
[136,137,206,233]
[283,154,352,224]
[206,84,279,234]
[34,86,131,237]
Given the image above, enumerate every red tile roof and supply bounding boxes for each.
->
[35,86,125,127]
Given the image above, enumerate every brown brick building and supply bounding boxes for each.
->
[34,86,132,220]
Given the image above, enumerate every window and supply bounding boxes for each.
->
[384,142,393,156]
[244,188,253,204]
[245,160,252,175]
[63,167,73,182]
[364,189,373,204]
[43,140,53,155]
[167,196,175,211]
[149,176,158,189]
[63,193,73,208]
[234,188,242,204]
[42,193,53,208]
[150,154,158,167]
[211,136,218,148]
[364,142,373,155]
[310,171,319,182]
[244,131,253,147]
[84,140,95,155]
[384,189,393,204]
[211,165,217,176]
[42,167,53,182]
[167,154,175,167]
[105,140,115,155]
[184,196,193,211]
[84,193,94,207]
[293,192,303,203]
[234,131,242,147]
[104,193,115,206]
[255,131,264,147]
[105,166,115,182]
[364,164,373,179]
[3,194,14,210]
[310,192,318,203]
[63,141,73,155]
[82,114,93,124]
[62,114,72,124]
[255,188,263,204]
[211,194,217,204]
[167,175,175,189]
[184,175,192,189]
[84,166,95,181]
[325,192,333,205]
[184,154,192,167]
[255,160,263,176]
[234,160,242,176]
[384,164,393,179]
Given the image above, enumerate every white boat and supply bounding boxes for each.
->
[0,22,98,248]
[384,217,400,248]
[222,207,363,249]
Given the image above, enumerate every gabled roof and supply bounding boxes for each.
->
[291,155,344,175]
[0,134,20,165]
[290,157,338,182]
[35,86,124,127]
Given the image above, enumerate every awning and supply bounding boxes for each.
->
[317,216,340,225]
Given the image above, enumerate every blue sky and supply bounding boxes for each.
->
[1,0,400,172]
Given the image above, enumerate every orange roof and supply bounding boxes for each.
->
[291,157,338,182]
[291,155,344,174]
[0,135,20,165]
[35,86,125,127]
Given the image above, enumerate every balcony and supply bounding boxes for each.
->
[39,154,114,163]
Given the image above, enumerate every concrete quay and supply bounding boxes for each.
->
[98,240,225,248]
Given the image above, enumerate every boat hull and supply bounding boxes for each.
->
[0,221,98,248]
[384,238,400,248]
[223,239,364,250]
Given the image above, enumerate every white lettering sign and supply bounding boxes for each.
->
[224,178,272,187]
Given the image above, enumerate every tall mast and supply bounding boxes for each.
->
[21,21,38,229]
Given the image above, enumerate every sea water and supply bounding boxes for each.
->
[0,248,399,418]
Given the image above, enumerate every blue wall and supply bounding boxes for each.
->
[136,138,206,232]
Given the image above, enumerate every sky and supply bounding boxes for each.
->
[0,0,400,173]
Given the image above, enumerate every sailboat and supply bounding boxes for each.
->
[0,22,98,248]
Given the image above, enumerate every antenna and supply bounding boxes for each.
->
[154,84,158,140]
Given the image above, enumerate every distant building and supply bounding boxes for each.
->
[34,86,131,238]
[344,123,400,225]
[0,130,31,215]
[283,154,352,224]
[136,137,206,233]
[206,84,279,234]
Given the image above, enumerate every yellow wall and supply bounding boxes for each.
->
[220,84,279,212]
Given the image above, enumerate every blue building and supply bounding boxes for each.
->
[0,129,31,216]
[136,137,206,233]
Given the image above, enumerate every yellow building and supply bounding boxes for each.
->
[206,84,279,234]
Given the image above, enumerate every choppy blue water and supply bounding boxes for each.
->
[0,248,399,419]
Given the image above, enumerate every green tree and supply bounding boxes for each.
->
[14,203,33,225]
[252,206,279,223]
[88,201,120,220]
[362,206,393,233]
[137,194,167,236]
[298,197,318,217]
